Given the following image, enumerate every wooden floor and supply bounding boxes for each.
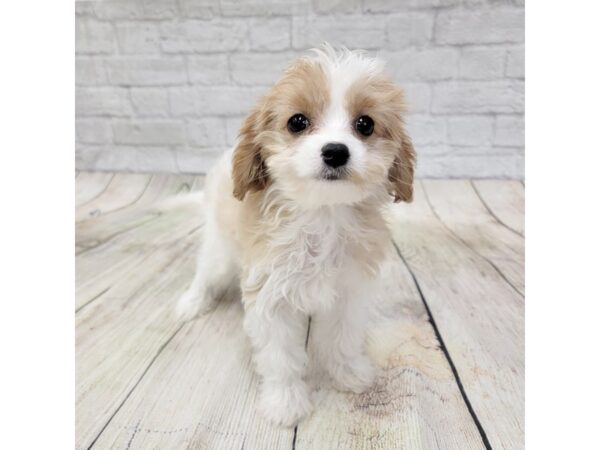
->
[75,172,524,450]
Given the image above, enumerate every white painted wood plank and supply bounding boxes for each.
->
[389,182,524,450]
[472,180,524,236]
[76,207,203,310]
[75,174,518,449]
[91,298,294,450]
[76,189,207,447]
[76,173,151,222]
[75,175,204,254]
[131,174,201,207]
[76,190,290,449]
[192,175,207,191]
[75,172,114,207]
[297,249,485,450]
[75,176,202,249]
[422,180,524,296]
[76,194,205,310]
[76,226,199,449]
[92,248,484,449]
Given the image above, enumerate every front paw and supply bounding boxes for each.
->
[329,354,378,394]
[175,289,202,321]
[175,287,216,321]
[258,382,313,427]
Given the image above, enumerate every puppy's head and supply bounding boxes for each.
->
[232,45,416,207]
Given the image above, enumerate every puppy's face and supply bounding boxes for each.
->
[232,48,415,207]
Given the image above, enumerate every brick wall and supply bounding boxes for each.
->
[76,0,524,178]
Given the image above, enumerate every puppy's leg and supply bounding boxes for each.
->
[312,277,377,394]
[176,217,237,321]
[244,298,312,427]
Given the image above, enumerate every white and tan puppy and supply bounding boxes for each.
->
[177,45,415,427]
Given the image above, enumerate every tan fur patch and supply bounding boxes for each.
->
[231,58,330,200]
[270,58,330,133]
[345,77,415,202]
[231,105,271,200]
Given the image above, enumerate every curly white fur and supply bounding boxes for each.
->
[177,46,415,427]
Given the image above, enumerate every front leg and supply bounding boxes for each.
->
[311,280,378,394]
[243,295,312,427]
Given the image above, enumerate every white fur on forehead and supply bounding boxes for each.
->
[306,44,386,85]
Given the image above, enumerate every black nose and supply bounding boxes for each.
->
[321,143,350,168]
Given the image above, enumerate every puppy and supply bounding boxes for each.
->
[177,45,415,427]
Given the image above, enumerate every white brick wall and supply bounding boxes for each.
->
[76,0,524,178]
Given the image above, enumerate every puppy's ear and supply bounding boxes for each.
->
[388,127,416,203]
[373,81,416,203]
[232,104,270,201]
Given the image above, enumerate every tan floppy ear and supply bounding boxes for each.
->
[232,105,270,201]
[388,127,416,203]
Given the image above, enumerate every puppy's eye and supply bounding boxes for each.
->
[287,114,310,134]
[355,115,374,137]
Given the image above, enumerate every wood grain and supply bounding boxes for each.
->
[297,249,485,450]
[91,298,294,450]
[76,177,207,447]
[75,206,203,311]
[389,182,524,450]
[75,175,203,256]
[471,180,524,236]
[131,174,200,208]
[90,249,485,450]
[76,225,200,448]
[76,172,114,207]
[75,174,524,450]
[422,179,524,296]
[76,173,151,222]
[76,196,205,310]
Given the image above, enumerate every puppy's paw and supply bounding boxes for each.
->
[175,288,216,321]
[330,354,378,394]
[258,382,313,427]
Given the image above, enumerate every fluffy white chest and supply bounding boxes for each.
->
[245,207,360,314]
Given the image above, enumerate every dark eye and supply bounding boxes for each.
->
[287,114,310,134]
[355,115,374,137]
